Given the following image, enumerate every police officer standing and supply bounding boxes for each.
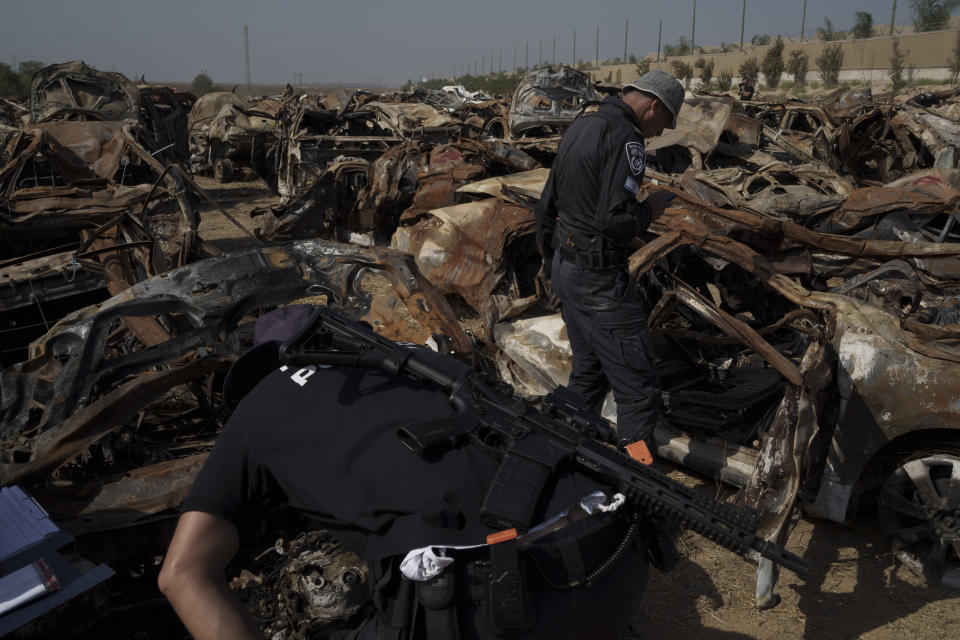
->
[535,70,684,453]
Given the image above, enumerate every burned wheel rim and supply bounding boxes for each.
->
[878,454,960,587]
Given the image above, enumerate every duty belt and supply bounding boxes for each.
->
[555,222,629,270]
[373,510,644,639]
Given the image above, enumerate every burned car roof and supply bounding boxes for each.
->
[508,65,600,137]
[30,61,140,124]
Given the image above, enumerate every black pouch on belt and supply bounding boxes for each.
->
[487,537,534,633]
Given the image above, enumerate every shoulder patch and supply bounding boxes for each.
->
[625,142,645,176]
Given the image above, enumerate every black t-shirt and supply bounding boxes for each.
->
[535,96,652,269]
[183,363,606,563]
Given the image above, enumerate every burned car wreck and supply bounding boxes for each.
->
[508,64,599,138]
[4,73,960,635]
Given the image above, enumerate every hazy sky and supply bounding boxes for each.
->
[0,0,949,86]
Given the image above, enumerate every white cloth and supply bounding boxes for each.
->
[398,491,626,581]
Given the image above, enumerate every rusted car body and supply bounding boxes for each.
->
[187,92,281,181]
[0,240,469,502]
[29,61,188,165]
[6,73,960,635]
[508,65,600,137]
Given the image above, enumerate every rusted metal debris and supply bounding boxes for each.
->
[6,68,960,634]
[187,91,281,182]
[508,65,600,138]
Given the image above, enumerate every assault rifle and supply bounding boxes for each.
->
[279,306,808,576]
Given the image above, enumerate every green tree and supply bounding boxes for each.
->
[817,18,847,41]
[787,50,810,85]
[191,73,215,96]
[738,57,760,85]
[0,63,24,97]
[760,37,785,87]
[17,60,45,87]
[663,36,693,58]
[635,60,651,75]
[949,30,960,84]
[889,38,908,94]
[816,42,844,86]
[910,0,960,31]
[851,12,875,38]
[751,34,771,45]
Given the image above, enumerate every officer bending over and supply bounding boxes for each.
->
[535,70,684,454]
[159,308,649,639]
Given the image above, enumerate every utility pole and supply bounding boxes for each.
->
[539,38,542,66]
[573,30,577,64]
[624,18,629,62]
[553,35,556,64]
[740,0,746,52]
[499,49,502,73]
[889,0,897,36]
[595,25,599,69]
[243,24,251,95]
[525,41,529,69]
[801,0,807,40]
[691,0,696,52]
[490,52,494,74]
[657,21,662,62]
[514,45,517,72]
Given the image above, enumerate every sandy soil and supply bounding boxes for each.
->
[193,177,960,640]
[629,468,960,640]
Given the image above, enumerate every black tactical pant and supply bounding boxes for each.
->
[551,252,661,445]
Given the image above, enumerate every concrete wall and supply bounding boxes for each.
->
[590,28,958,87]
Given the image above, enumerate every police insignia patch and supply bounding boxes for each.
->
[625,142,645,175]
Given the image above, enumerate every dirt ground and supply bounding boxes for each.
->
[630,467,960,640]
[192,177,960,640]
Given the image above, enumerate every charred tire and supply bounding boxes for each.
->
[214,158,234,183]
[878,452,960,587]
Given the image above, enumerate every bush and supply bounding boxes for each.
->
[787,50,809,85]
[663,37,693,58]
[0,63,22,98]
[670,60,693,85]
[890,39,908,94]
[816,43,844,87]
[911,0,960,32]
[717,69,733,91]
[751,34,771,46]
[191,73,216,96]
[693,57,714,87]
[817,18,846,41]
[851,12,874,39]
[950,30,960,85]
[738,57,760,85]
[636,60,651,75]
[761,37,785,88]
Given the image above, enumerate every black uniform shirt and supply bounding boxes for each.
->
[183,363,606,564]
[536,96,652,271]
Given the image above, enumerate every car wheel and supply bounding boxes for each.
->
[878,453,960,587]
